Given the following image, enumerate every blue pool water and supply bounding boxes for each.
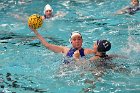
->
[0,0,140,93]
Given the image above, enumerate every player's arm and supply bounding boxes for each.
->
[29,27,66,53]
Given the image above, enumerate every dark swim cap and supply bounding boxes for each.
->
[97,40,111,52]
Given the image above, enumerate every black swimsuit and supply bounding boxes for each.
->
[126,6,140,14]
[44,15,53,19]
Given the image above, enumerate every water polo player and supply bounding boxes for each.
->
[29,28,94,63]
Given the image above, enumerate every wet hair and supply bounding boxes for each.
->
[97,40,111,52]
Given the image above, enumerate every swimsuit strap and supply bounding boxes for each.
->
[64,48,85,64]
[66,48,77,57]
[79,48,85,57]
[44,15,47,19]
[66,48,85,57]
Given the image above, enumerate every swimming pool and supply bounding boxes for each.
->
[0,0,140,93]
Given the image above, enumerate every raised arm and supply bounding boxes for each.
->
[29,27,69,54]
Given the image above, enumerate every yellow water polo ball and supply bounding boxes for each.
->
[28,14,43,29]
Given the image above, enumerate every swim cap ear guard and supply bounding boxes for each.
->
[69,38,72,43]
[69,31,82,43]
[97,40,111,52]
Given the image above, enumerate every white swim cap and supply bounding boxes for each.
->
[44,4,53,14]
[70,31,82,39]
[69,31,82,43]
